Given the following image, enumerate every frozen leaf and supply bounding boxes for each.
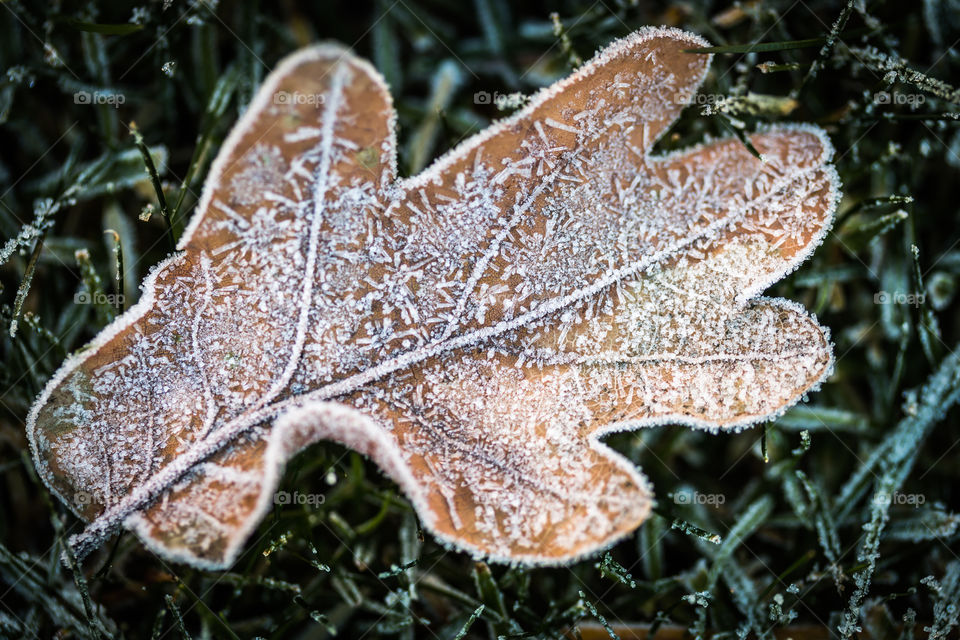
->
[27,27,839,569]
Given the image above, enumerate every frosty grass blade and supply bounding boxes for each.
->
[27,26,839,569]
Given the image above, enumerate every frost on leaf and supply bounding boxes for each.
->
[27,27,839,569]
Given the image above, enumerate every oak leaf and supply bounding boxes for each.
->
[27,27,839,569]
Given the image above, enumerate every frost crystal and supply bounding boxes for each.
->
[27,27,838,569]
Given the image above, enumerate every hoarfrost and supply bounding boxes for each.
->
[27,27,838,569]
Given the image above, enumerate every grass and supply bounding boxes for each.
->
[2,0,960,637]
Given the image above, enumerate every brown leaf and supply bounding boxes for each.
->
[27,27,839,568]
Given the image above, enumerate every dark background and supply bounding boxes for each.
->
[1,1,960,638]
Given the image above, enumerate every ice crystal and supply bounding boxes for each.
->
[27,27,838,569]
[924,562,960,639]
